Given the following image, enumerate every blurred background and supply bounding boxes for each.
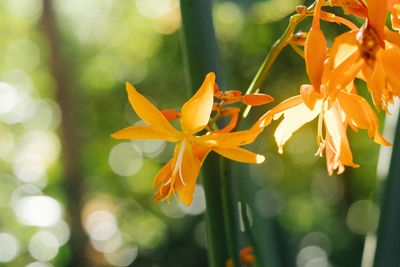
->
[0,0,392,266]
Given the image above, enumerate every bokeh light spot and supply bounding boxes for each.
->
[28,231,60,261]
[14,195,61,227]
[0,233,20,262]
[109,142,143,176]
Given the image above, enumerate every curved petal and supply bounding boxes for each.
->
[196,128,263,148]
[174,143,201,206]
[253,95,305,129]
[153,159,173,187]
[126,82,180,136]
[368,0,388,44]
[111,125,181,142]
[180,72,215,134]
[381,42,400,91]
[212,146,265,164]
[274,102,321,153]
[337,91,391,146]
[300,84,319,110]
[324,107,358,168]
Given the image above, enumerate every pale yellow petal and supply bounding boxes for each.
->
[212,147,265,164]
[324,107,355,167]
[180,72,215,134]
[111,125,180,142]
[126,82,180,136]
[274,101,321,153]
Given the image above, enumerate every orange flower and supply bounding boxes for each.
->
[256,53,390,174]
[329,0,400,111]
[111,73,265,205]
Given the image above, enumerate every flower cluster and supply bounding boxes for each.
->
[259,0,396,175]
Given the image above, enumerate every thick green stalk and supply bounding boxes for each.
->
[220,157,242,267]
[373,112,400,267]
[180,1,235,266]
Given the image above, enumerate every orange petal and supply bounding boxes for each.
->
[274,101,321,153]
[337,91,391,146]
[126,82,180,136]
[153,159,173,187]
[242,93,274,106]
[253,95,305,129]
[174,143,201,206]
[212,146,265,164]
[390,3,400,30]
[160,109,180,121]
[180,72,215,134]
[111,125,181,142]
[300,84,319,110]
[324,107,358,168]
[381,42,400,91]
[196,127,263,148]
[368,0,388,45]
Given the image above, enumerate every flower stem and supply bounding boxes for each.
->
[220,157,242,267]
[179,1,232,266]
[238,3,317,123]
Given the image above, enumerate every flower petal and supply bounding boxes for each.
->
[337,91,391,146]
[300,84,319,110]
[126,82,180,136]
[111,125,180,142]
[153,159,173,188]
[252,95,304,129]
[196,128,263,148]
[368,0,388,44]
[212,147,265,164]
[174,143,201,206]
[274,101,321,153]
[180,72,215,134]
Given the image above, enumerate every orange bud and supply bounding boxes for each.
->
[160,109,180,120]
[215,108,239,133]
[214,82,220,94]
[242,93,274,106]
[240,246,255,264]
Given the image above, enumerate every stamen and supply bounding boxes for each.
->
[164,139,187,188]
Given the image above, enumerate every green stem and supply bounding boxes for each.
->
[373,111,400,267]
[220,157,241,267]
[238,3,316,124]
[179,1,233,266]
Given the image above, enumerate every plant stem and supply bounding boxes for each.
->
[180,1,234,266]
[373,111,400,267]
[220,157,242,267]
[238,3,316,123]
